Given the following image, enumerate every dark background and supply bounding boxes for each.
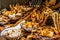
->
[0,0,42,10]
[0,0,60,10]
[0,0,30,9]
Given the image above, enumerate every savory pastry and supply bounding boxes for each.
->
[2,10,22,21]
[50,2,60,9]
[3,10,16,16]
[45,0,56,7]
[10,4,32,12]
[0,3,60,40]
[8,13,21,20]
[22,21,39,31]
[0,15,10,25]
[1,8,7,14]
[36,27,54,37]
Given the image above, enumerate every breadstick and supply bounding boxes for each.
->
[45,0,56,6]
[9,5,14,11]
[50,2,60,9]
[13,8,37,27]
[41,14,49,26]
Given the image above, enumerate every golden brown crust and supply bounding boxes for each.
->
[45,0,56,7]
[50,2,60,9]
[0,3,60,40]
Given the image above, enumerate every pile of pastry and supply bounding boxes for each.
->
[0,4,60,40]
[0,4,32,31]
[19,7,60,40]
